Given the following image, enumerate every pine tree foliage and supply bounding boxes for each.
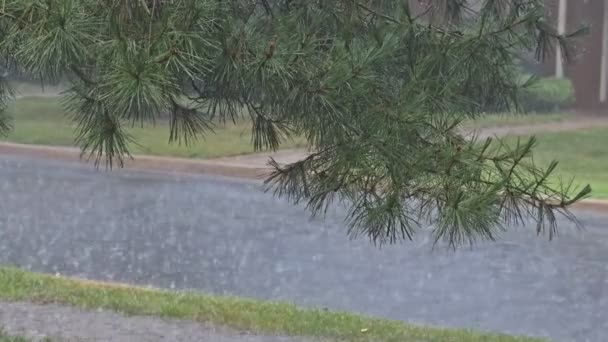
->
[0,0,591,246]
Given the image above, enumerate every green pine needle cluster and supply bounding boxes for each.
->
[0,0,591,246]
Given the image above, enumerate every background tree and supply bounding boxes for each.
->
[0,0,591,247]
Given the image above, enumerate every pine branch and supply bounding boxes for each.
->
[0,0,591,247]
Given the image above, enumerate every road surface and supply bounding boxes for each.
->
[0,301,314,342]
[0,155,607,342]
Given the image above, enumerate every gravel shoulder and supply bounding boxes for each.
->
[0,301,316,342]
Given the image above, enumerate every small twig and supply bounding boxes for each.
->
[260,0,273,16]
[70,64,96,85]
[411,5,432,22]
[356,2,400,24]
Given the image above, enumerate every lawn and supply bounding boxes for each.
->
[3,97,573,159]
[3,97,305,159]
[0,332,33,342]
[0,267,543,342]
[0,333,51,342]
[503,128,608,199]
[462,112,571,130]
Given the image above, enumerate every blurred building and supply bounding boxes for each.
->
[543,0,606,112]
[409,0,607,112]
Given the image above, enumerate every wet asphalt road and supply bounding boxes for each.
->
[0,301,314,342]
[1,155,607,342]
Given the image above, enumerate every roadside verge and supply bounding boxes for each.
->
[0,267,542,342]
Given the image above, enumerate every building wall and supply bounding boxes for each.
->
[540,0,560,78]
[408,0,608,112]
[567,0,606,111]
[544,0,608,112]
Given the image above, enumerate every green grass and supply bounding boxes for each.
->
[0,332,31,342]
[0,331,50,342]
[4,97,576,159]
[4,97,305,159]
[463,112,571,130]
[507,128,608,199]
[0,331,51,342]
[0,267,542,342]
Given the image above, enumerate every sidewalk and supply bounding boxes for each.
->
[470,115,608,139]
[211,115,608,170]
[0,301,316,342]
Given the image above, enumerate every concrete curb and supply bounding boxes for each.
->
[571,199,608,212]
[1,141,608,212]
[0,142,268,180]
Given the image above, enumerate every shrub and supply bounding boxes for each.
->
[519,77,575,112]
